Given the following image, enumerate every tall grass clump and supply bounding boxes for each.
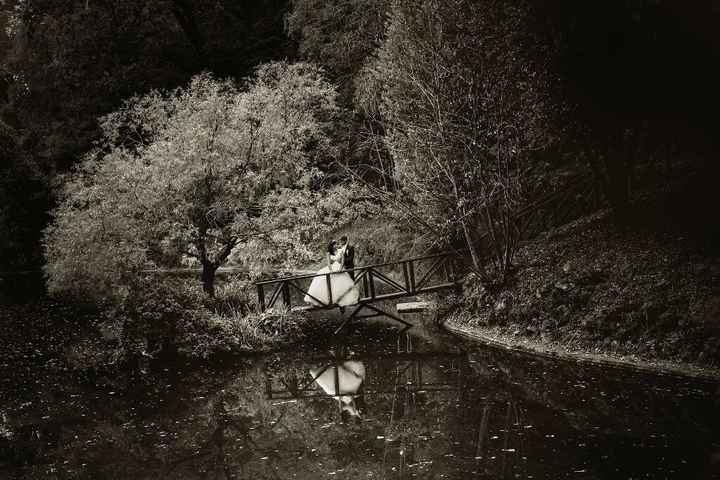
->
[176,306,311,358]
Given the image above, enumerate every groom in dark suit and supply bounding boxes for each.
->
[339,235,355,280]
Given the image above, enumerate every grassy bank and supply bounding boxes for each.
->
[444,208,720,377]
[0,277,328,380]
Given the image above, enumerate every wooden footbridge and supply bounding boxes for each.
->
[254,174,600,329]
[254,251,463,329]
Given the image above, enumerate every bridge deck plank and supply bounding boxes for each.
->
[397,301,431,313]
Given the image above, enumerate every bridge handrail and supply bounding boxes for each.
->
[253,250,461,286]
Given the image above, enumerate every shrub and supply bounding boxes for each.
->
[175,307,310,358]
[59,274,312,364]
[203,276,257,317]
[118,276,207,356]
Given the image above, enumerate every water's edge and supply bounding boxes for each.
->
[441,316,720,383]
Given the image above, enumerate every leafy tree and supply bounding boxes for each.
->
[44,62,339,300]
[0,0,291,272]
[360,0,558,280]
[233,181,378,270]
[286,0,395,188]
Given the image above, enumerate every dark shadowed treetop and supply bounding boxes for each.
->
[286,0,389,103]
[1,0,291,172]
[538,0,720,148]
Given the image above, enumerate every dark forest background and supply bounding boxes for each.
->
[2,0,719,275]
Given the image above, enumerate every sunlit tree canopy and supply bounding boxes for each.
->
[44,61,340,299]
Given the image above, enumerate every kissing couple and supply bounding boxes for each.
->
[303,235,360,308]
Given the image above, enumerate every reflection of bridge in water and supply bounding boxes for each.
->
[263,328,468,432]
[264,350,466,402]
[266,347,534,479]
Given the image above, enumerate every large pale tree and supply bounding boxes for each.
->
[44,62,338,300]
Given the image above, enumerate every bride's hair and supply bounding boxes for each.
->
[327,240,337,254]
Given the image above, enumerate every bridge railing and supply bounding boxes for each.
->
[254,251,463,312]
[264,351,466,400]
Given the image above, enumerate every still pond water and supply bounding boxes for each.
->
[1,307,719,479]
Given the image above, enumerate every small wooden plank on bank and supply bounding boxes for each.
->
[397,301,431,313]
[290,305,314,313]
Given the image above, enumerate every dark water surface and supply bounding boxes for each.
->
[1,308,719,479]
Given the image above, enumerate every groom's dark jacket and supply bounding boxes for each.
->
[343,245,355,277]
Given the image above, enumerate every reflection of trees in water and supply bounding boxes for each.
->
[12,321,715,480]
[369,334,571,480]
[259,332,472,479]
[181,361,384,479]
[4,341,715,480]
[166,396,286,479]
[466,345,718,440]
[374,333,466,478]
[467,399,527,479]
[382,391,531,479]
[161,372,352,479]
[453,347,720,479]
[3,309,717,480]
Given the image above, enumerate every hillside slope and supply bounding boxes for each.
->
[446,205,720,373]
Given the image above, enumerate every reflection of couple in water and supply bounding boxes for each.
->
[303,236,360,308]
[310,360,366,423]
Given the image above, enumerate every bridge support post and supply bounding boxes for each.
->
[257,285,265,312]
[333,303,412,335]
[281,282,291,309]
[408,262,416,294]
[326,273,333,306]
[402,261,410,293]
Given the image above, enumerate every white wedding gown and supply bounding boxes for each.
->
[303,252,360,307]
[310,361,366,402]
[310,361,366,417]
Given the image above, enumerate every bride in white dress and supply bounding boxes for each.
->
[310,360,366,421]
[304,240,360,307]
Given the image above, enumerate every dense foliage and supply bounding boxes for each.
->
[359,0,558,279]
[540,0,720,220]
[3,0,718,276]
[44,62,340,300]
[3,0,290,166]
[287,0,388,101]
[1,0,719,368]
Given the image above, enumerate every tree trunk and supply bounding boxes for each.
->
[589,150,629,225]
[482,206,503,272]
[605,150,631,224]
[461,218,486,280]
[201,262,217,297]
